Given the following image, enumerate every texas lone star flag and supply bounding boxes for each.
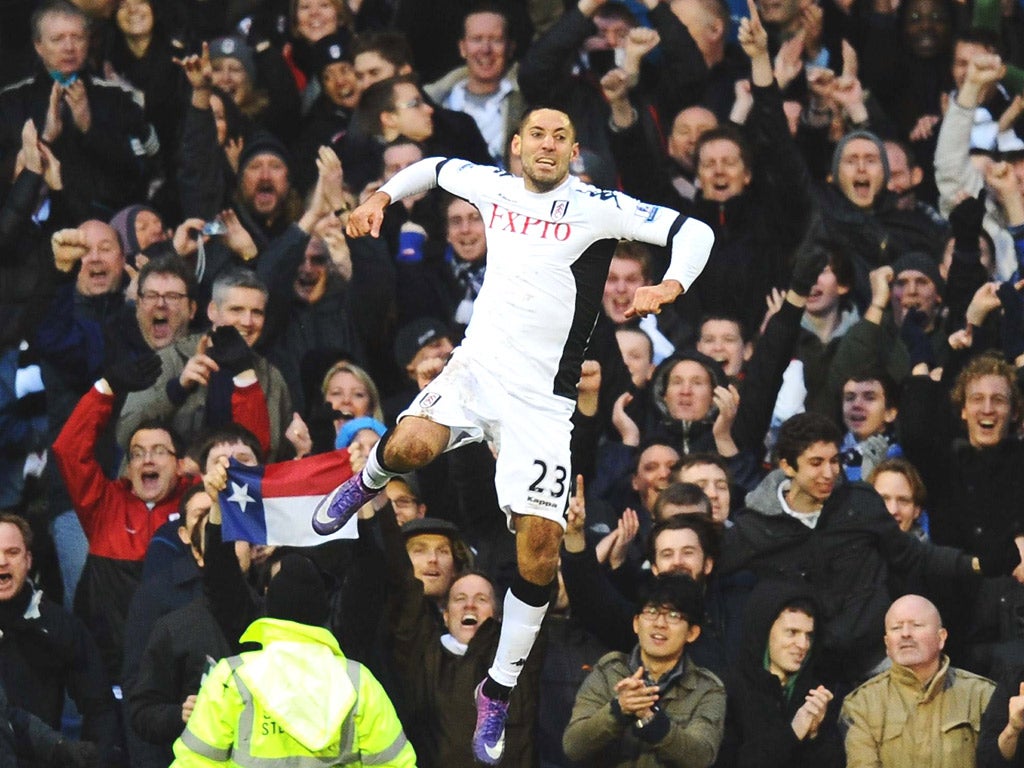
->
[217,450,357,545]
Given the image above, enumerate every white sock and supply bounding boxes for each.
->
[361,440,395,489]
[488,591,548,688]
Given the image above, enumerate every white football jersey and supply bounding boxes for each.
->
[423,159,710,400]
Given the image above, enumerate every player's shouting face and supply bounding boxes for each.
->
[512,108,579,194]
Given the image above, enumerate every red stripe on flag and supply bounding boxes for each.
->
[261,449,354,497]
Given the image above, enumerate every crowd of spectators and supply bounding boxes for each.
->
[10,0,1024,764]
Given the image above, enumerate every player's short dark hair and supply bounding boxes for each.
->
[517,106,576,143]
[774,412,842,469]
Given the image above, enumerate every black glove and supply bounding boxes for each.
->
[977,537,1022,577]
[899,308,935,368]
[789,244,830,297]
[207,326,254,376]
[948,191,986,253]
[308,400,344,454]
[103,353,162,393]
[52,739,99,768]
[998,280,1024,362]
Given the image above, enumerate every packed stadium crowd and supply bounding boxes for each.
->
[6,0,1024,764]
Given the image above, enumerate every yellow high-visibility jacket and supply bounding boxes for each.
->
[171,617,416,767]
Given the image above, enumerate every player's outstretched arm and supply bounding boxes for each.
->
[346,156,448,238]
[625,215,714,317]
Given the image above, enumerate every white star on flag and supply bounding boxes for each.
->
[227,481,255,514]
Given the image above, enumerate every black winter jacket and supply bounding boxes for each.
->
[720,471,977,684]
[717,581,844,768]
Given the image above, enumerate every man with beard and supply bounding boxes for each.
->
[234,133,300,246]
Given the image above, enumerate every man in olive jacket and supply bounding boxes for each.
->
[563,574,726,767]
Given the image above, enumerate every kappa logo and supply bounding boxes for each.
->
[550,200,569,220]
[419,391,441,408]
[526,495,558,509]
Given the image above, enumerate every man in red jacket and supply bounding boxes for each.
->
[53,354,194,684]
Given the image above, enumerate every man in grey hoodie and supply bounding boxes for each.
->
[716,411,999,688]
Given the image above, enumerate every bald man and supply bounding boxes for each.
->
[840,595,995,768]
[41,219,132,612]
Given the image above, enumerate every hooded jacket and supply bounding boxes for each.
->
[639,350,728,456]
[717,581,844,768]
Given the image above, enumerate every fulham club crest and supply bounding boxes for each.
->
[550,200,569,220]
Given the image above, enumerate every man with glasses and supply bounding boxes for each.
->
[53,355,193,684]
[563,573,726,767]
[134,255,197,352]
